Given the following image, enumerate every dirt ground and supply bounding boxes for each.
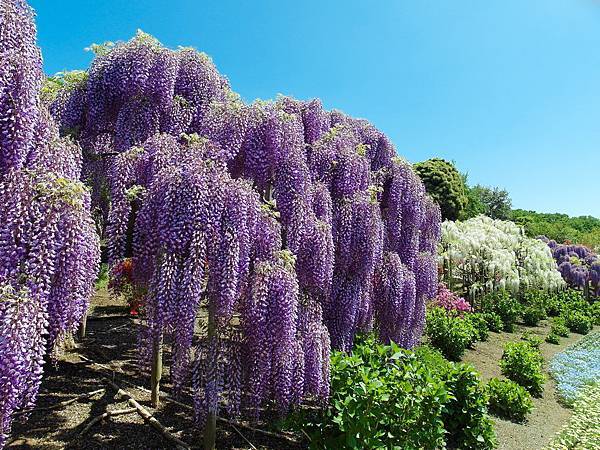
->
[462,320,592,450]
[7,289,591,450]
[7,289,303,450]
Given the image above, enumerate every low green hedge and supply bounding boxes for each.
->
[288,339,497,449]
[500,341,545,397]
[425,307,477,361]
[486,378,533,423]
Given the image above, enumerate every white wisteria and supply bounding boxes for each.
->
[440,216,565,297]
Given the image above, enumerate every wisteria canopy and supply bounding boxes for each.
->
[439,216,565,296]
[1,0,442,441]
[0,0,99,446]
[540,237,600,296]
[47,29,442,424]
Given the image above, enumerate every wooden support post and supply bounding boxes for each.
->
[79,311,88,340]
[203,303,217,450]
[151,332,163,408]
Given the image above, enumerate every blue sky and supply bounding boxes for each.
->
[30,0,600,217]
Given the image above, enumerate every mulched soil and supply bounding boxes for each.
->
[462,320,593,450]
[7,289,304,450]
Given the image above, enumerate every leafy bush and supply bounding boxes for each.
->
[591,301,600,325]
[416,345,496,448]
[562,310,593,335]
[522,291,549,318]
[465,313,490,341]
[443,364,497,449]
[554,289,595,334]
[426,307,477,360]
[482,312,504,332]
[486,378,533,423]
[522,305,545,327]
[557,290,591,316]
[290,339,497,449]
[551,318,569,338]
[500,341,545,397]
[545,333,560,345]
[294,339,448,449]
[544,296,563,317]
[520,331,543,350]
[549,331,600,405]
[481,291,522,332]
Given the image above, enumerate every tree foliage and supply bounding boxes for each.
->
[414,158,467,221]
[469,184,512,220]
[512,209,600,251]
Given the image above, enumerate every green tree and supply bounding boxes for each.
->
[414,158,468,221]
[459,173,485,220]
[511,209,600,248]
[472,185,512,220]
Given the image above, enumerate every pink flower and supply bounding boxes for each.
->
[431,282,472,315]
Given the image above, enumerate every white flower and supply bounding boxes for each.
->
[440,215,565,293]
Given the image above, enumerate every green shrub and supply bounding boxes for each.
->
[562,310,593,335]
[500,341,545,397]
[293,339,448,449]
[522,291,549,320]
[465,312,490,341]
[590,301,600,325]
[481,291,522,332]
[545,333,560,345]
[551,318,569,338]
[364,345,497,449]
[482,312,504,332]
[520,331,543,350]
[415,346,496,448]
[426,307,477,361]
[443,364,497,449]
[486,378,533,423]
[522,305,544,327]
[557,290,592,316]
[544,296,563,317]
[289,339,497,449]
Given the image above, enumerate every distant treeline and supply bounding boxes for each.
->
[511,209,600,251]
[413,158,599,251]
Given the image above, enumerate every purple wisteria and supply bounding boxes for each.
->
[0,1,99,447]
[46,32,442,425]
[540,237,600,296]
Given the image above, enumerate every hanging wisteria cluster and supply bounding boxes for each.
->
[539,237,600,296]
[0,1,99,447]
[46,32,441,424]
[440,216,565,297]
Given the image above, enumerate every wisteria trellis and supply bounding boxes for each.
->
[47,31,442,424]
[1,4,441,445]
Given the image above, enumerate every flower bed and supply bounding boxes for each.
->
[544,384,600,449]
[548,331,600,405]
